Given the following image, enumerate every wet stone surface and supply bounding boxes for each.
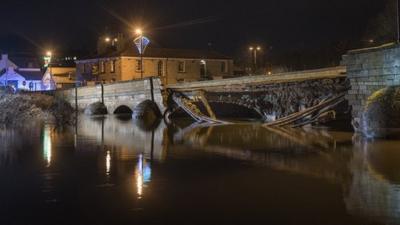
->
[361,86,400,138]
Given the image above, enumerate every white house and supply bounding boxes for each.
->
[0,67,48,91]
[0,54,55,91]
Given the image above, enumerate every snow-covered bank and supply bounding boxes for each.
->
[0,94,74,127]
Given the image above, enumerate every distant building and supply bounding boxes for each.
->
[0,54,55,91]
[75,38,234,85]
[43,66,76,89]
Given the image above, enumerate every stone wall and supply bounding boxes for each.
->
[342,43,400,125]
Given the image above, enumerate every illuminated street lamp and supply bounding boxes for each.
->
[249,46,261,74]
[44,50,52,68]
[135,28,143,36]
[134,28,150,79]
[105,37,119,46]
[44,51,55,90]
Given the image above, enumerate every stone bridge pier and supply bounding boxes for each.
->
[56,77,165,117]
[342,44,400,131]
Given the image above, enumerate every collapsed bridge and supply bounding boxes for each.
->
[166,66,349,126]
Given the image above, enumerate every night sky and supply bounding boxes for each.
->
[0,0,390,65]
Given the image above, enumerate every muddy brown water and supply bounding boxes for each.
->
[0,115,399,225]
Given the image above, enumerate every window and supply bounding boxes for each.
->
[178,61,186,73]
[110,60,116,73]
[83,64,90,74]
[91,65,99,74]
[221,61,227,73]
[135,60,142,72]
[100,61,105,73]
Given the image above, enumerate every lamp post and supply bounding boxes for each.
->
[135,29,144,79]
[105,37,118,46]
[249,46,261,74]
[45,51,54,90]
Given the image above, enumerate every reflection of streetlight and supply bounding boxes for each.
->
[135,154,152,199]
[136,154,144,199]
[106,150,111,176]
[249,46,261,74]
[43,126,52,167]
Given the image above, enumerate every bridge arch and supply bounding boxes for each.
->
[207,101,263,119]
[84,102,108,115]
[113,105,133,114]
[132,100,161,120]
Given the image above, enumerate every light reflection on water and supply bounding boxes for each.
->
[135,154,151,199]
[0,116,399,224]
[42,125,52,167]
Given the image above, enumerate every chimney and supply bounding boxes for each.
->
[1,54,8,61]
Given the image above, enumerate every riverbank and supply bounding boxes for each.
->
[0,93,74,127]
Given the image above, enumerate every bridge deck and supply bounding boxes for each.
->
[167,66,346,91]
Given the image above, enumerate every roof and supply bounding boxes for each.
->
[79,44,232,61]
[15,69,43,80]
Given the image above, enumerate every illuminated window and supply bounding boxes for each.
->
[92,65,99,74]
[110,60,116,73]
[100,61,105,73]
[135,60,142,72]
[221,61,227,73]
[178,61,185,73]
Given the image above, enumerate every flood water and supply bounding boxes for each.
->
[1,116,400,225]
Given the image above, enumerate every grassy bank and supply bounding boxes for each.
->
[0,93,74,127]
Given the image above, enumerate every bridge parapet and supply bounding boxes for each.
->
[167,66,346,91]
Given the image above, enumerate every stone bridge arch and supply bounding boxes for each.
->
[55,77,165,117]
[113,105,134,114]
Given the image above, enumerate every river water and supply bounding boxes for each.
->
[0,115,400,225]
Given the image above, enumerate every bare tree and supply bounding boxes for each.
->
[365,0,397,45]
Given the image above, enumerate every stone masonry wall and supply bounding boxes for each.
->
[342,44,400,124]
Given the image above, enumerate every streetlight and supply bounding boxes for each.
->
[135,29,143,36]
[45,51,54,90]
[134,28,148,79]
[249,46,261,74]
[105,37,119,46]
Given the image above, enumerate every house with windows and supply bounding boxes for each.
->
[42,66,76,89]
[75,40,234,85]
[0,54,54,91]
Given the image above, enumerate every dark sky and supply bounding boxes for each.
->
[0,0,388,56]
